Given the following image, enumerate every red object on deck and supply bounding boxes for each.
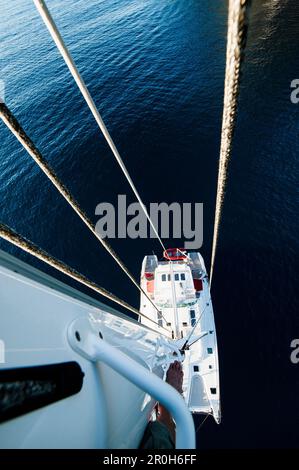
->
[163,248,187,261]
[193,279,203,291]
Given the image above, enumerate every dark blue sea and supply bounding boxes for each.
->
[1,0,299,448]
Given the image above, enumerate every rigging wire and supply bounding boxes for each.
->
[181,297,210,351]
[0,0,249,337]
[33,0,166,253]
[0,101,169,324]
[169,261,180,338]
[210,0,250,284]
[0,222,172,336]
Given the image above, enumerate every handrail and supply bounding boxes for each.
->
[68,318,196,449]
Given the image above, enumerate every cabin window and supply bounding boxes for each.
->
[180,273,186,281]
[167,322,171,327]
[174,273,179,281]
[207,347,213,354]
[158,320,163,327]
[210,388,217,395]
[167,274,171,281]
[182,322,188,327]
[190,309,196,326]
[162,274,166,282]
[193,365,199,372]
[157,312,162,320]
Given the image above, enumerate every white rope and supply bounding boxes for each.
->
[169,261,180,338]
[210,0,250,283]
[33,0,166,253]
[195,413,211,433]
